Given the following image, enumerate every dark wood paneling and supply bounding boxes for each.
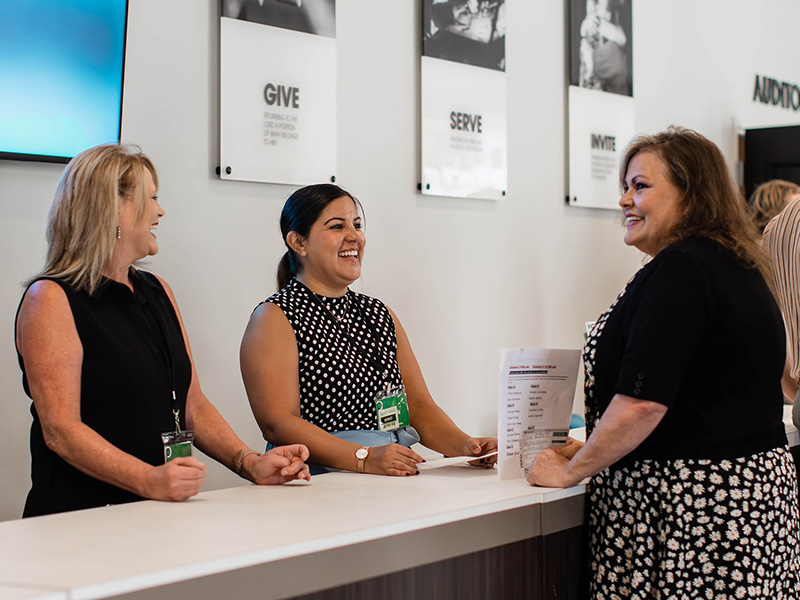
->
[287,526,588,600]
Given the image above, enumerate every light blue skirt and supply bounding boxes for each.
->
[266,426,421,475]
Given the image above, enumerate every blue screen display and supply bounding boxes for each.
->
[0,0,128,162]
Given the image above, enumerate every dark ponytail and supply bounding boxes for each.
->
[276,183,363,290]
[276,251,294,290]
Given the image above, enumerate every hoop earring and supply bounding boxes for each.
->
[116,226,121,240]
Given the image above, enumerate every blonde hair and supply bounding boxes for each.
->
[748,179,800,233]
[34,143,158,295]
[619,126,771,280]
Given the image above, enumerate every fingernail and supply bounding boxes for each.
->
[415,470,420,475]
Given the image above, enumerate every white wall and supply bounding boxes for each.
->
[1,0,799,521]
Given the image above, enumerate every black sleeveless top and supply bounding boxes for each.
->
[264,279,403,432]
[16,270,192,517]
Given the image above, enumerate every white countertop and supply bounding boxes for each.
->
[1,410,794,600]
[0,586,67,600]
[0,464,582,600]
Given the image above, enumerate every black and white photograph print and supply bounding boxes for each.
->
[423,0,506,72]
[569,0,632,96]
[222,0,335,38]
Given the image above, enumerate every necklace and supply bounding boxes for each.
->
[298,280,391,383]
[311,290,350,322]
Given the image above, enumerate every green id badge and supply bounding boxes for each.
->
[374,385,410,432]
[161,430,194,463]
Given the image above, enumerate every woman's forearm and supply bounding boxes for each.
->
[186,394,251,472]
[267,414,363,471]
[561,394,667,485]
[41,417,154,497]
[410,400,472,456]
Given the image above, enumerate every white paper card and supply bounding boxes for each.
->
[417,451,498,471]
[497,348,581,480]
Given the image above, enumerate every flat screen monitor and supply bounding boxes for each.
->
[0,0,128,164]
[744,125,800,199]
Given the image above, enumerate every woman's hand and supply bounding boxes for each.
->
[365,444,425,476]
[526,449,578,489]
[525,438,584,487]
[460,437,498,468]
[143,457,207,501]
[245,444,311,484]
[554,437,584,460]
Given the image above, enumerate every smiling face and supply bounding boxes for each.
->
[290,195,365,296]
[619,150,684,257]
[117,168,164,264]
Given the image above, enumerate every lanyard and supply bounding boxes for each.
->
[298,281,393,385]
[134,274,181,433]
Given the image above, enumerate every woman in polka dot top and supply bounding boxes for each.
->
[241,184,496,476]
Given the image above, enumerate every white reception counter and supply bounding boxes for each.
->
[0,407,796,600]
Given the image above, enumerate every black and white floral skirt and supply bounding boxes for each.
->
[588,447,800,599]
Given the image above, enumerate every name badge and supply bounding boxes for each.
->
[161,430,195,463]
[374,385,410,432]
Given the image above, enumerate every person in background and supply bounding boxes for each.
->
[241,184,496,476]
[763,188,800,421]
[16,144,309,518]
[748,179,800,234]
[528,127,800,598]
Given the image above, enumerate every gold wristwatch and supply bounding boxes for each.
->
[355,447,369,473]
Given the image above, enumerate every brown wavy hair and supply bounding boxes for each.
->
[619,126,771,280]
[747,179,800,233]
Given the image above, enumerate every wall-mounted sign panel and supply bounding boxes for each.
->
[737,73,800,132]
[567,0,633,210]
[420,58,507,200]
[567,86,634,210]
[420,0,507,200]
[220,1,336,185]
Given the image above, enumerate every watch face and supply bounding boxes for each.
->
[356,448,369,460]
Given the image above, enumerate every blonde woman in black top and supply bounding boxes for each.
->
[16,144,310,517]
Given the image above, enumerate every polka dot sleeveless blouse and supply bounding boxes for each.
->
[264,278,403,431]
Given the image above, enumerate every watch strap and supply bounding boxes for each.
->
[356,447,369,473]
